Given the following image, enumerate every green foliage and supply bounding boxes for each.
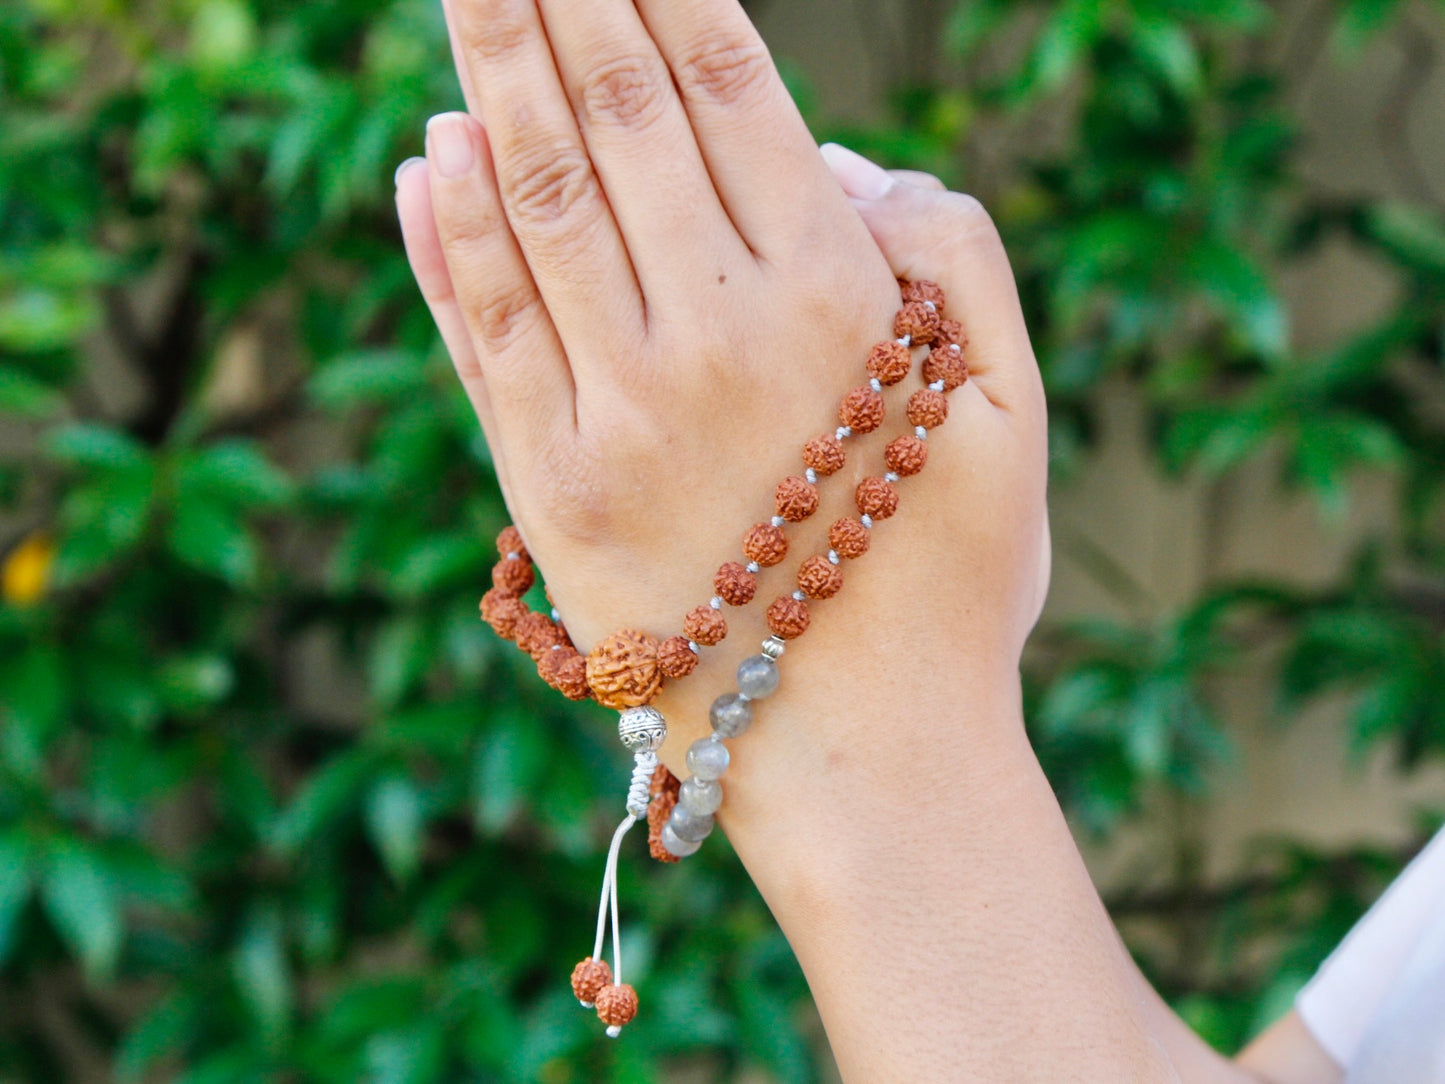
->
[2,0,1443,1077]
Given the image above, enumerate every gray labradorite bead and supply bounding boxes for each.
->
[686,736,730,781]
[736,655,780,700]
[661,823,702,859]
[668,804,714,843]
[709,693,753,739]
[679,776,723,816]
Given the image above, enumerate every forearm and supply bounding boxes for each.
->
[712,657,1181,1081]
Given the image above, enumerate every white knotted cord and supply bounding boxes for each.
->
[584,749,657,1036]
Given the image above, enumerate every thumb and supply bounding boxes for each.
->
[819,143,1039,409]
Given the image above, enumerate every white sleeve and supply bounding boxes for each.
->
[1295,828,1445,1069]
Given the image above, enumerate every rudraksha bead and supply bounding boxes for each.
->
[802,434,846,476]
[585,629,662,710]
[766,595,811,640]
[895,300,941,344]
[774,476,820,522]
[923,344,968,391]
[595,983,639,1029]
[829,517,871,559]
[514,611,560,659]
[491,557,534,596]
[907,388,949,429]
[480,589,525,639]
[797,555,844,600]
[901,279,946,307]
[571,957,613,1004]
[856,477,900,520]
[553,652,591,701]
[657,635,699,679]
[714,561,757,606]
[683,605,727,647]
[865,340,912,386]
[742,522,789,567]
[537,645,576,690]
[839,386,885,434]
[885,435,929,477]
[648,787,681,863]
[650,763,681,800]
[936,318,967,350]
[496,525,529,561]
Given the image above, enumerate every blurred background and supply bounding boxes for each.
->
[2,0,1444,1079]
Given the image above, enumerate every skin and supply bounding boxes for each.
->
[394,0,1349,1079]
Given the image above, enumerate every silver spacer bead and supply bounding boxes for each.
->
[687,640,701,654]
[617,706,667,753]
[861,514,874,529]
[505,552,521,561]
[550,608,561,623]
[869,377,883,393]
[710,596,723,610]
[924,300,937,313]
[950,343,962,353]
[885,471,900,484]
[771,515,786,528]
[805,467,817,485]
[745,561,761,574]
[828,550,840,565]
[898,335,912,347]
[791,589,806,601]
[835,426,852,440]
[915,426,928,440]
[930,380,946,392]
[761,636,786,661]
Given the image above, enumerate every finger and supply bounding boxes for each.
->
[534,0,751,297]
[395,157,498,439]
[424,112,578,452]
[445,0,644,364]
[633,0,856,257]
[820,143,1039,410]
[888,168,948,192]
[439,0,480,112]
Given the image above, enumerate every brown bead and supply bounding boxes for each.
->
[839,386,885,434]
[802,434,846,476]
[491,556,534,596]
[649,763,681,800]
[714,561,757,606]
[797,555,844,600]
[923,344,968,391]
[936,318,967,350]
[775,476,820,522]
[480,589,526,639]
[742,522,789,567]
[856,477,900,520]
[553,652,591,701]
[536,645,575,689]
[571,957,613,1004]
[829,517,871,559]
[866,340,912,386]
[907,388,949,429]
[657,635,699,679]
[895,300,941,344]
[585,629,662,710]
[683,605,727,647]
[766,595,811,640]
[885,435,929,477]
[514,611,560,659]
[496,525,529,561]
[647,788,681,863]
[901,280,946,309]
[595,983,639,1029]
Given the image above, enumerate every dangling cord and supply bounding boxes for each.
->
[585,749,656,1035]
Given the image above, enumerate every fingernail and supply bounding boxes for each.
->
[820,143,894,201]
[394,156,426,187]
[427,113,475,179]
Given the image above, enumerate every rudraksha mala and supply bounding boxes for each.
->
[479,280,968,1037]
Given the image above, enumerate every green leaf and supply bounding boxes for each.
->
[44,423,148,472]
[115,990,200,1083]
[1335,0,1403,52]
[474,713,549,833]
[365,774,424,884]
[370,615,429,708]
[1188,240,1288,359]
[233,904,291,1040]
[1365,203,1445,278]
[310,350,428,408]
[0,834,31,966]
[270,750,375,857]
[40,839,123,982]
[390,534,487,599]
[166,499,259,586]
[175,441,294,510]
[0,368,62,417]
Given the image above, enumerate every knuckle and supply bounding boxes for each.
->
[944,191,998,239]
[503,143,600,227]
[459,6,530,65]
[473,286,545,354]
[579,56,670,132]
[675,36,774,107]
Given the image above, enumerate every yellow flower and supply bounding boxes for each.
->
[2,531,56,607]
